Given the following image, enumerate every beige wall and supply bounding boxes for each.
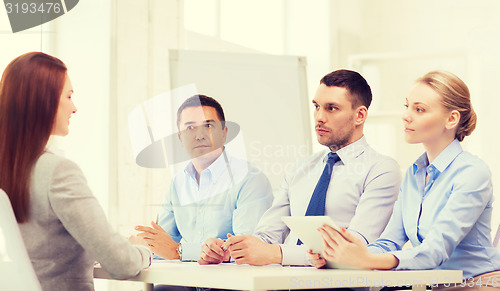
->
[335,0,500,226]
[3,2,500,290]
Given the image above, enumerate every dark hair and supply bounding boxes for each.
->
[320,69,372,109]
[0,52,67,222]
[176,94,226,128]
[417,70,476,142]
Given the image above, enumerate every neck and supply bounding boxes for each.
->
[192,148,224,182]
[423,136,455,164]
[329,132,363,152]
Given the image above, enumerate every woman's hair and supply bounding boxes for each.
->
[417,70,477,142]
[0,52,67,222]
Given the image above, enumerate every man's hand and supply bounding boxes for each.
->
[223,234,282,266]
[198,238,230,265]
[135,221,180,259]
[307,249,326,269]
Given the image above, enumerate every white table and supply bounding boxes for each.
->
[94,261,463,291]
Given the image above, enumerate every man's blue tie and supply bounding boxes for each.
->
[297,152,340,245]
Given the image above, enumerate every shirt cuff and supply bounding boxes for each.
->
[280,244,311,266]
[390,249,415,270]
[180,242,201,262]
[367,244,386,255]
[135,245,153,268]
[348,229,369,244]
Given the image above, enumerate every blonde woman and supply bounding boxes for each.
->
[310,71,500,290]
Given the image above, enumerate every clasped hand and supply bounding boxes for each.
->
[199,234,282,265]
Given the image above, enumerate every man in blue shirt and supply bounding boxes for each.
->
[135,95,273,262]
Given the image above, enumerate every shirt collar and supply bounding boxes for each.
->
[323,136,368,164]
[184,149,229,183]
[412,139,463,174]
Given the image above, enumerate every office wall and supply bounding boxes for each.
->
[332,0,500,226]
[2,2,500,290]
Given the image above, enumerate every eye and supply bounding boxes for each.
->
[327,105,335,111]
[403,104,408,109]
[313,104,319,110]
[205,124,213,128]
[186,125,194,130]
[416,107,425,113]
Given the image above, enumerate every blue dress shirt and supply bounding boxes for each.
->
[157,151,273,261]
[368,139,500,279]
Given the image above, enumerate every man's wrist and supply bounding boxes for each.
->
[270,244,283,264]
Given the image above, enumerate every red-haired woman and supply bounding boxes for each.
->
[0,52,151,291]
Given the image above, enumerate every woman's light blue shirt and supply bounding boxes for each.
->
[368,139,500,279]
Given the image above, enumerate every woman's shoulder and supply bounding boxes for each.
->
[36,151,84,178]
[453,151,491,174]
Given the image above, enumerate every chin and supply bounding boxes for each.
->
[53,129,69,136]
[404,137,419,144]
[317,137,330,147]
[191,149,211,158]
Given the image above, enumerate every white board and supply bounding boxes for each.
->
[169,49,311,187]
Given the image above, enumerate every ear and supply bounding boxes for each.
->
[354,106,368,125]
[221,124,228,143]
[445,110,460,130]
[178,131,183,143]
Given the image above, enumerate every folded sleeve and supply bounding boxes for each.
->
[253,170,293,245]
[367,194,408,255]
[348,158,401,244]
[157,183,182,243]
[280,244,310,266]
[233,170,273,236]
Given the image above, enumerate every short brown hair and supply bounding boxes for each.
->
[320,69,372,109]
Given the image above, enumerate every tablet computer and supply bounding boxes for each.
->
[282,216,358,269]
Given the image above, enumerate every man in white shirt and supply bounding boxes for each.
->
[199,69,401,268]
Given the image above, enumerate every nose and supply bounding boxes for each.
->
[402,108,410,123]
[194,126,208,141]
[315,108,325,124]
[72,101,77,114]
